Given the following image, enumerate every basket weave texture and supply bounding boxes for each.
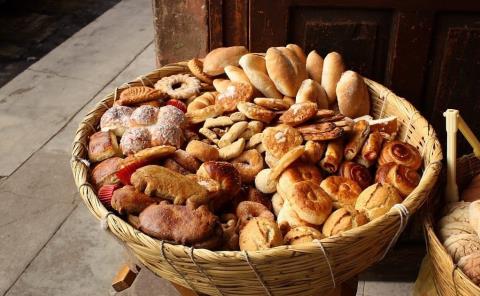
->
[425,154,480,296]
[71,62,443,296]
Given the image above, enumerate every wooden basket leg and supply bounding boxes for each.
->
[112,263,139,292]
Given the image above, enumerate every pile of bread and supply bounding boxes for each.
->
[87,44,424,251]
[437,175,480,285]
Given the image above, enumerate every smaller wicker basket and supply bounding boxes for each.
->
[424,110,480,296]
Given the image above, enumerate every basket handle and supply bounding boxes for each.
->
[443,109,480,202]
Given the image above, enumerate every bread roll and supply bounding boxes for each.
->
[355,183,402,221]
[213,79,231,93]
[272,193,285,216]
[306,50,323,83]
[277,198,316,234]
[239,217,283,251]
[440,201,471,225]
[203,46,248,76]
[284,226,324,245]
[378,140,422,170]
[462,174,480,202]
[91,157,123,189]
[444,233,480,262]
[320,176,362,211]
[88,131,122,162]
[322,208,368,237]
[438,221,476,242]
[286,180,333,225]
[458,252,480,285]
[338,161,372,190]
[336,70,370,118]
[469,200,480,235]
[277,162,323,196]
[296,79,329,109]
[321,52,345,104]
[239,54,283,99]
[286,44,307,64]
[111,185,162,215]
[265,47,306,97]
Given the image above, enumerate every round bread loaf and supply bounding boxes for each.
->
[438,221,475,242]
[286,180,333,225]
[354,183,402,221]
[284,226,323,245]
[203,46,248,76]
[444,233,480,262]
[321,52,345,104]
[239,217,283,251]
[276,198,316,234]
[458,251,480,285]
[322,208,368,237]
[306,50,323,83]
[320,176,362,211]
[336,70,370,118]
[286,44,307,65]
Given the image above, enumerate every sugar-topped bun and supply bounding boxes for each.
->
[100,105,133,136]
[158,105,186,126]
[149,124,183,148]
[120,127,152,155]
[129,105,159,127]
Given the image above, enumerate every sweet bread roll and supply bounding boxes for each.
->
[339,161,372,189]
[277,198,317,234]
[239,53,283,99]
[296,79,329,109]
[187,92,217,113]
[469,201,480,235]
[320,176,362,211]
[277,162,323,195]
[361,131,383,162]
[100,105,133,136]
[444,233,480,262]
[279,102,318,126]
[336,70,370,118]
[284,226,324,245]
[286,44,307,65]
[285,181,332,225]
[239,217,283,251]
[375,162,420,198]
[462,174,480,202]
[378,140,422,170]
[368,116,398,140]
[262,124,303,158]
[439,202,471,225]
[321,52,345,104]
[91,157,123,189]
[302,140,326,164]
[438,221,475,242]
[322,208,368,237]
[306,50,323,83]
[344,120,370,160]
[88,131,121,162]
[186,140,219,162]
[354,183,402,221]
[236,201,274,230]
[458,252,480,285]
[255,168,277,194]
[224,65,251,85]
[217,82,254,112]
[320,139,344,173]
[111,185,162,215]
[203,46,248,76]
[265,47,305,97]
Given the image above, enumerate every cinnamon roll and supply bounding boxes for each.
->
[375,162,420,197]
[339,161,372,189]
[378,140,421,170]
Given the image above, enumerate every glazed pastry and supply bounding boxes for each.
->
[378,140,422,170]
[361,131,383,162]
[344,120,370,160]
[336,71,370,118]
[322,208,368,237]
[262,124,303,158]
[217,82,254,112]
[100,105,133,136]
[117,86,165,106]
[111,185,162,215]
[139,202,220,247]
[203,46,248,76]
[154,74,201,100]
[320,176,362,211]
[296,122,344,141]
[338,161,372,189]
[375,162,420,198]
[320,139,344,173]
[368,116,398,140]
[306,50,323,83]
[238,53,283,99]
[279,102,318,126]
[236,201,275,230]
[91,157,123,189]
[284,226,324,245]
[88,131,121,163]
[321,52,345,104]
[355,183,402,221]
[239,217,283,251]
[444,234,480,262]
[131,165,209,206]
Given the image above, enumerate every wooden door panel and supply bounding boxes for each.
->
[424,14,480,154]
[289,8,392,82]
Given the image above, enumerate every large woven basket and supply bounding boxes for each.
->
[71,62,443,296]
[425,154,480,296]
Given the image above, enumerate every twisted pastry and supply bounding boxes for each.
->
[375,162,420,197]
[338,161,372,189]
[378,140,421,170]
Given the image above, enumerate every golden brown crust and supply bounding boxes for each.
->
[187,58,213,84]
[239,217,283,251]
[368,116,398,140]
[253,97,291,111]
[354,183,403,221]
[245,186,273,212]
[336,70,370,118]
[277,162,323,196]
[262,124,303,158]
[279,102,318,126]
[236,201,275,230]
[287,180,333,225]
[91,157,123,189]
[139,202,219,245]
[265,47,305,97]
[296,79,328,109]
[172,149,201,173]
[284,226,324,245]
[338,161,372,190]
[131,165,209,206]
[231,149,264,183]
[237,102,276,123]
[320,139,344,173]
[296,122,344,141]
[217,81,254,112]
[186,92,217,113]
[88,131,122,162]
[375,162,420,198]
[186,140,219,162]
[186,104,224,124]
[238,54,283,99]
[123,145,176,167]
[321,52,345,104]
[203,46,248,76]
[306,50,323,83]
[117,86,166,106]
[344,120,370,160]
[320,176,362,211]
[111,185,163,215]
[378,140,422,170]
[302,140,326,163]
[361,131,383,161]
[276,198,317,234]
[162,158,190,175]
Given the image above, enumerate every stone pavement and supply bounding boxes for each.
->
[0,0,417,295]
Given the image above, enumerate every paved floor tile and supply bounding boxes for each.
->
[362,281,414,296]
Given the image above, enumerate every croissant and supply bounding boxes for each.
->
[320,139,344,173]
[339,161,372,189]
[375,162,420,197]
[378,140,422,170]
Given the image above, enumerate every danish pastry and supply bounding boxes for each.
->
[378,140,422,170]
[262,124,303,158]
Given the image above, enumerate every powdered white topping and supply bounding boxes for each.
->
[120,127,151,154]
[224,85,237,97]
[100,106,133,129]
[149,124,183,148]
[197,180,211,187]
[291,104,302,115]
[130,105,159,126]
[275,131,286,143]
[158,105,185,126]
